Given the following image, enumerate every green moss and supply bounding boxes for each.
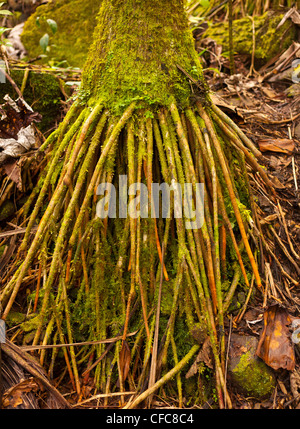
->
[232,350,275,399]
[5,311,27,327]
[0,200,15,222]
[0,245,5,258]
[81,0,208,114]
[203,12,296,64]
[0,70,62,132]
[21,0,102,68]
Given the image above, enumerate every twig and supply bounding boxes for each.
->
[247,15,257,77]
[147,243,165,406]
[224,315,233,409]
[270,226,300,275]
[289,126,299,192]
[276,202,300,261]
[0,226,37,239]
[235,274,255,324]
[0,68,23,99]
[123,345,200,409]
[228,0,235,75]
[263,111,300,125]
[74,391,136,407]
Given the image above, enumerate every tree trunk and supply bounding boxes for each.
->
[82,0,207,111]
[0,0,272,409]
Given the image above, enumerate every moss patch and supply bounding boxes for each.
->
[21,0,102,68]
[229,334,275,399]
[81,0,207,114]
[203,12,296,65]
[0,70,63,132]
[0,200,15,222]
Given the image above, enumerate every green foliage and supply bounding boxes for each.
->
[0,1,12,16]
[0,2,13,49]
[36,17,58,53]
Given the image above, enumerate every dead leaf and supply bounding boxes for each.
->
[261,86,279,99]
[290,368,300,400]
[268,175,286,189]
[0,95,41,166]
[186,338,213,379]
[258,138,295,154]
[2,377,39,408]
[0,95,41,140]
[2,159,23,190]
[119,340,131,383]
[260,213,278,225]
[274,42,300,69]
[256,304,295,371]
[277,7,300,28]
[210,93,237,114]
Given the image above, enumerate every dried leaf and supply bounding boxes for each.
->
[186,338,213,379]
[258,138,295,154]
[210,93,237,114]
[2,377,39,408]
[290,369,300,399]
[0,96,41,139]
[256,305,295,371]
[277,7,300,28]
[274,42,300,69]
[119,340,131,383]
[268,175,286,190]
[0,95,41,166]
[261,86,278,99]
[2,159,22,190]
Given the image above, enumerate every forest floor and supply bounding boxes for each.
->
[197,26,300,409]
[1,2,300,410]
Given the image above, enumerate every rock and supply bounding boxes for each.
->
[228,333,276,399]
[201,12,296,65]
[21,0,102,68]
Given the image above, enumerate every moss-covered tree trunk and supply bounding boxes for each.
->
[1,0,272,409]
[81,0,204,111]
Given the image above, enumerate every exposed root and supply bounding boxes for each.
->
[0,97,271,408]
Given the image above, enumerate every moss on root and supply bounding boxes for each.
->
[21,0,102,67]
